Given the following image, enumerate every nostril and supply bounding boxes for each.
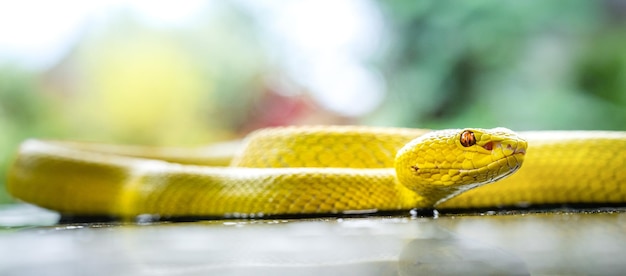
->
[507,144,513,151]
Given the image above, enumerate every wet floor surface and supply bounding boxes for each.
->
[1,204,625,275]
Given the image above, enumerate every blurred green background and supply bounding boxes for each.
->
[1,0,626,203]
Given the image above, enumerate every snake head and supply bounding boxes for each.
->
[395,127,527,206]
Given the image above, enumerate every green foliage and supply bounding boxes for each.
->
[372,0,626,130]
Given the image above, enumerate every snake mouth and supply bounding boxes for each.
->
[453,151,525,182]
[429,154,524,205]
[492,154,523,181]
[414,152,524,188]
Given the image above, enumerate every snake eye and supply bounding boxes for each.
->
[460,130,476,147]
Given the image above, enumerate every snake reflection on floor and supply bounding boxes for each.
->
[6,126,626,218]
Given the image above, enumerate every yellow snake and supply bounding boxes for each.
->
[6,126,626,218]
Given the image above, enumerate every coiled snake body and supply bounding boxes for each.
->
[7,126,626,218]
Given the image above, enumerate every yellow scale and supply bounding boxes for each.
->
[6,126,626,218]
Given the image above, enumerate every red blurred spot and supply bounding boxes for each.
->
[483,141,494,151]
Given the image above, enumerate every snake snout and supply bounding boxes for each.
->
[495,140,527,157]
